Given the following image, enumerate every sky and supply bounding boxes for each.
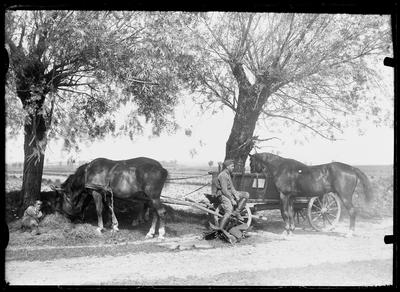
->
[6,90,394,167]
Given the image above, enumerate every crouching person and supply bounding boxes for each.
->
[21,200,43,235]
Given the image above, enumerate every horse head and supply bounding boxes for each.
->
[249,153,267,173]
[249,152,283,174]
[50,173,86,218]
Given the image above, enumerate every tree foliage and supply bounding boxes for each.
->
[5,11,198,151]
[183,13,392,143]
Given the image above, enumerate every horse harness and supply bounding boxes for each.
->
[83,161,122,212]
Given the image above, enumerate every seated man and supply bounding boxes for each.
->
[21,200,43,235]
[215,159,249,231]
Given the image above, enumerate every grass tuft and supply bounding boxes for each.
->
[63,224,101,243]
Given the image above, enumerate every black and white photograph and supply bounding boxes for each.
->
[3,7,395,286]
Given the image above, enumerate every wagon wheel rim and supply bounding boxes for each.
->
[213,205,252,229]
[307,193,341,232]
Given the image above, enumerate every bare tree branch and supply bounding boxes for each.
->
[263,111,340,141]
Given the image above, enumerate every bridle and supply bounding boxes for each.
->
[249,154,275,178]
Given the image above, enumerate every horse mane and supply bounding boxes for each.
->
[250,152,308,173]
[251,152,284,167]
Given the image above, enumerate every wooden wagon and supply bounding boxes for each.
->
[207,171,342,231]
[161,170,342,232]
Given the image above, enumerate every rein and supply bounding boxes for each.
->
[166,173,210,181]
[182,183,210,198]
[166,172,212,198]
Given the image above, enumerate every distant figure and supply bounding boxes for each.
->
[21,200,43,235]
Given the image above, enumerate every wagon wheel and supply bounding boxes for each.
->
[307,193,341,232]
[213,205,252,229]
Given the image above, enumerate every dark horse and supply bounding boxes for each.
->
[53,157,168,239]
[249,152,373,235]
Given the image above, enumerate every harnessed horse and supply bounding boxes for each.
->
[249,152,373,235]
[53,157,168,239]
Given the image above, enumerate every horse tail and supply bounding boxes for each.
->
[353,167,373,203]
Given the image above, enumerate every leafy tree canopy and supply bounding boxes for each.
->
[5,11,199,151]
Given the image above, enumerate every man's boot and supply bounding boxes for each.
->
[232,198,247,221]
[219,212,231,230]
[218,213,237,244]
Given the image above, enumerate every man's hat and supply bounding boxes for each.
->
[223,159,234,167]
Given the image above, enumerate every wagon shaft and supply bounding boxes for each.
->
[160,196,222,218]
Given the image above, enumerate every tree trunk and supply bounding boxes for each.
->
[225,63,273,172]
[18,108,48,216]
[225,103,260,172]
[12,52,50,215]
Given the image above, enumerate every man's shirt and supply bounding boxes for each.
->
[23,206,43,222]
[216,168,239,201]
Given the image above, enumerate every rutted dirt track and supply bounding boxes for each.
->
[5,217,393,286]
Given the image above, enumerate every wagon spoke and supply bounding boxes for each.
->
[321,198,327,208]
[326,199,336,209]
[312,208,322,217]
[325,212,337,219]
[312,201,322,211]
[327,206,338,214]
[325,214,333,225]
[312,213,323,222]
[310,210,321,217]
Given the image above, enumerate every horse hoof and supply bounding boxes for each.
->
[96,228,103,234]
[157,236,165,241]
[345,231,354,238]
[145,233,154,239]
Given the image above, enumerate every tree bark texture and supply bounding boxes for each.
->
[14,56,49,215]
[225,63,273,172]
[19,111,47,214]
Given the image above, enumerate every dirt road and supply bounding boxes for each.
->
[5,217,393,286]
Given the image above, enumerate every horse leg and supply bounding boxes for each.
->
[280,192,291,235]
[288,196,296,233]
[341,195,357,236]
[132,202,145,227]
[80,194,92,222]
[145,198,166,240]
[105,195,119,232]
[143,202,151,222]
[91,190,104,233]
